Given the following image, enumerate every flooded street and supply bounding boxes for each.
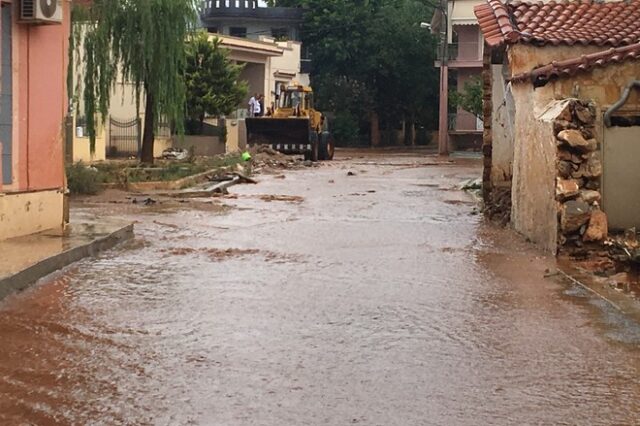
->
[2,151,640,425]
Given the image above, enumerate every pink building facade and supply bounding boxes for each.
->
[435,0,484,151]
[0,0,70,240]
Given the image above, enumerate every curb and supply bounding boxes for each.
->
[0,223,134,301]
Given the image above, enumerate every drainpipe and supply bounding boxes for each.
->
[604,80,640,127]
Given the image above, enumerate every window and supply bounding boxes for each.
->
[229,27,247,38]
[1,3,12,185]
[271,28,289,41]
[207,27,219,34]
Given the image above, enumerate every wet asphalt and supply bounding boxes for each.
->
[1,151,640,425]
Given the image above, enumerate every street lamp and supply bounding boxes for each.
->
[422,4,449,156]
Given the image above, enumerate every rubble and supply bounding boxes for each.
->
[583,209,608,242]
[557,129,595,152]
[556,178,580,200]
[553,99,605,251]
[162,147,189,160]
[560,200,591,233]
[248,144,314,174]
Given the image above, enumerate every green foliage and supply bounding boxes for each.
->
[332,111,360,146]
[450,76,483,119]
[72,0,197,156]
[184,32,248,134]
[66,162,104,195]
[273,0,439,144]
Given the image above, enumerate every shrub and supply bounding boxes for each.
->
[66,162,104,195]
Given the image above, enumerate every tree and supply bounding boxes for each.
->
[450,76,483,120]
[267,0,439,146]
[184,31,248,134]
[74,0,197,163]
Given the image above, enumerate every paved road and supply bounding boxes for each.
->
[2,151,640,425]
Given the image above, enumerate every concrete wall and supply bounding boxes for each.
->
[172,135,225,156]
[0,189,64,240]
[73,116,106,163]
[240,62,269,107]
[510,84,560,252]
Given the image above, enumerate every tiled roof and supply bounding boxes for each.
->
[475,0,640,48]
[511,42,640,86]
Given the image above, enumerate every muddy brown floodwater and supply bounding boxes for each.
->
[2,150,640,425]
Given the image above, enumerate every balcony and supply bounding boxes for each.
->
[435,42,483,68]
[201,1,304,22]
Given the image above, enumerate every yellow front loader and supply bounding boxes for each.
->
[245,85,334,161]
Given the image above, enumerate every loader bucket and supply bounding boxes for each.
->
[246,117,311,147]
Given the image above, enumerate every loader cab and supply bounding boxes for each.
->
[279,86,314,111]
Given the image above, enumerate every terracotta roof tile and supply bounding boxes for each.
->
[475,0,640,48]
[511,42,640,86]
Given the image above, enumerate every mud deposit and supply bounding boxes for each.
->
[2,151,640,425]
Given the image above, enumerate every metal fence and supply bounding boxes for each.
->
[108,117,141,158]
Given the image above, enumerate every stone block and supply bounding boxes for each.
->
[574,103,594,124]
[579,189,601,204]
[557,160,573,178]
[553,119,577,134]
[556,178,580,200]
[560,200,591,233]
[584,209,608,242]
[557,129,596,152]
[573,152,602,178]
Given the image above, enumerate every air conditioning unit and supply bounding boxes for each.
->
[20,0,63,24]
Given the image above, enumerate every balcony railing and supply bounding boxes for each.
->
[436,42,482,62]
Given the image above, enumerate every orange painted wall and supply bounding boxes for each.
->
[12,2,69,192]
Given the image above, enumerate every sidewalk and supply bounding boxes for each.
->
[0,217,133,301]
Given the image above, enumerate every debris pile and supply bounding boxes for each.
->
[162,147,190,160]
[606,228,640,263]
[554,100,606,249]
[485,187,511,226]
[249,145,314,174]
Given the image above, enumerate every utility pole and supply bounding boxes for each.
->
[437,0,449,156]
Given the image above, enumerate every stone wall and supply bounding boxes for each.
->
[553,100,607,249]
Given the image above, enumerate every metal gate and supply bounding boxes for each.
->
[603,81,640,230]
[602,125,640,230]
[108,117,141,158]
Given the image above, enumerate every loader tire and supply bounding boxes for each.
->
[319,135,335,161]
[304,141,319,162]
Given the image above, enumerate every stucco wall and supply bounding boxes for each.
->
[490,63,514,186]
[1,3,69,239]
[0,189,64,240]
[510,84,559,252]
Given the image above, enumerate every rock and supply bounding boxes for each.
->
[556,178,580,200]
[573,152,602,178]
[557,149,582,163]
[347,171,356,176]
[579,190,601,204]
[557,104,573,122]
[553,119,577,134]
[581,127,595,140]
[560,200,591,233]
[607,272,630,289]
[585,179,600,190]
[557,129,596,152]
[584,209,608,242]
[557,161,573,179]
[574,103,594,124]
